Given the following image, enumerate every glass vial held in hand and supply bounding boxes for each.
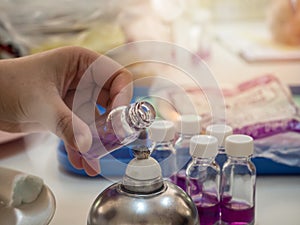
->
[82,101,156,161]
[221,135,256,225]
[186,135,221,225]
[206,124,233,169]
[149,120,176,178]
[172,114,202,190]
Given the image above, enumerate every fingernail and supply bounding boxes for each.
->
[83,158,101,176]
[75,133,92,153]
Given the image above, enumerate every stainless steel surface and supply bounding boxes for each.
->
[0,185,56,225]
[88,181,199,225]
[122,175,164,193]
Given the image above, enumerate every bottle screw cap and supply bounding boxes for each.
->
[189,135,218,158]
[206,124,233,147]
[225,134,254,157]
[176,114,202,135]
[149,120,175,142]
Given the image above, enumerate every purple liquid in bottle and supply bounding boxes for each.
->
[188,178,220,225]
[170,170,187,191]
[170,146,191,191]
[84,123,127,159]
[193,192,220,225]
[221,196,254,225]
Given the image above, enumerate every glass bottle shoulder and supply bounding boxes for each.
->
[186,159,220,178]
[149,141,176,152]
[222,157,256,175]
[175,133,196,142]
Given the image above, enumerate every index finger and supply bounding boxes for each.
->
[96,69,133,110]
[72,54,133,126]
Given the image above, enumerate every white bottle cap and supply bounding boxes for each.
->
[225,134,254,157]
[189,135,218,158]
[125,157,162,180]
[206,124,233,147]
[176,114,202,135]
[149,120,175,142]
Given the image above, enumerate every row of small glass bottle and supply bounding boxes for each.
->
[147,116,256,225]
[79,99,255,225]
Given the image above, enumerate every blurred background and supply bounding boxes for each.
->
[0,0,272,55]
[0,0,299,84]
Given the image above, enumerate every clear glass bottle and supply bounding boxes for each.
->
[82,101,156,161]
[186,135,221,225]
[206,124,233,169]
[149,120,176,178]
[172,114,202,190]
[221,134,256,225]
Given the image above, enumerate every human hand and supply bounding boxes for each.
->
[268,0,300,45]
[0,46,133,176]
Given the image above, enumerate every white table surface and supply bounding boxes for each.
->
[0,133,300,225]
[208,22,300,87]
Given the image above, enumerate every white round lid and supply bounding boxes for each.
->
[225,134,254,157]
[206,124,233,147]
[149,120,175,142]
[125,157,162,180]
[189,135,218,158]
[176,114,202,135]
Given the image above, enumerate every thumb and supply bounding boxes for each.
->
[35,94,92,153]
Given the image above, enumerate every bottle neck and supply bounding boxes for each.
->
[151,140,175,150]
[191,156,214,165]
[218,145,226,153]
[126,101,156,129]
[227,155,252,163]
[177,133,197,140]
